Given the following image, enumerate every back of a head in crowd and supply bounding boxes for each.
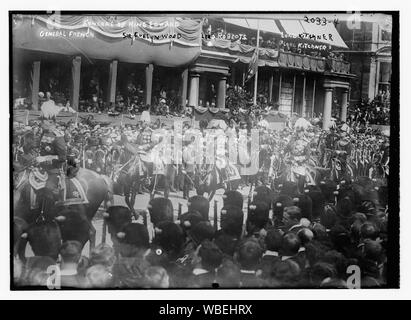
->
[116,223,150,257]
[60,240,82,264]
[321,250,349,279]
[273,259,301,288]
[220,205,244,238]
[85,264,113,288]
[22,256,56,286]
[265,228,283,252]
[148,197,174,227]
[336,196,354,219]
[309,262,337,288]
[320,205,337,230]
[360,222,380,241]
[26,220,62,261]
[189,221,215,246]
[90,243,116,268]
[214,232,239,257]
[188,195,210,221]
[216,259,241,288]
[222,190,243,209]
[247,200,270,234]
[296,228,314,246]
[144,266,170,288]
[329,225,351,252]
[281,232,301,256]
[154,221,184,258]
[236,238,263,270]
[282,206,302,228]
[198,240,224,271]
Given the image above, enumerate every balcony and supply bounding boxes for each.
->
[278,51,351,75]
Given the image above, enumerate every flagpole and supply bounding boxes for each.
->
[253,20,260,106]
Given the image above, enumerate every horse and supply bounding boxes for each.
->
[13,167,113,261]
[194,161,241,201]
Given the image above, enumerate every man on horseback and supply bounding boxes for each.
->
[284,126,311,191]
[333,125,352,180]
[182,135,196,199]
[35,121,67,214]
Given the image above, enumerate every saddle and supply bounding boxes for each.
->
[27,167,89,208]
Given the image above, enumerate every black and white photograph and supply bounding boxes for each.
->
[10,10,399,291]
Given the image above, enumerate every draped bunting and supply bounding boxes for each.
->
[203,39,278,60]
[193,107,229,122]
[278,52,329,73]
[28,15,202,45]
[12,15,202,67]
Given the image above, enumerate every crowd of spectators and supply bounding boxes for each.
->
[14,178,388,288]
[347,98,390,126]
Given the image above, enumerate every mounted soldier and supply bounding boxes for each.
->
[333,125,353,181]
[35,121,68,214]
[182,134,196,199]
[284,127,312,192]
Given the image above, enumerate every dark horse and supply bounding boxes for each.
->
[13,167,113,261]
[194,163,241,201]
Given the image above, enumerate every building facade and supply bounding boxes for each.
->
[335,15,392,103]
[13,14,357,129]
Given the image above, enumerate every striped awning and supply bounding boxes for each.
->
[278,19,348,48]
[223,18,282,35]
[223,17,348,49]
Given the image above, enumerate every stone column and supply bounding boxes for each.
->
[340,88,349,122]
[70,56,81,111]
[368,56,377,100]
[268,72,274,102]
[322,87,333,130]
[107,60,118,105]
[217,76,227,109]
[180,68,188,107]
[30,61,41,111]
[188,73,200,107]
[145,64,154,105]
[302,74,306,117]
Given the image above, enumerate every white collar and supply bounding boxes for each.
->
[263,250,279,257]
[60,269,78,276]
[192,268,209,276]
[281,256,293,261]
[240,269,256,274]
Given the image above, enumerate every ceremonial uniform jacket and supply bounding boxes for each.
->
[182,142,196,173]
[40,133,67,172]
[286,137,310,161]
[335,138,352,161]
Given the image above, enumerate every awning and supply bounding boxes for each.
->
[12,15,202,67]
[278,19,348,48]
[300,20,347,48]
[223,18,281,35]
[279,19,305,37]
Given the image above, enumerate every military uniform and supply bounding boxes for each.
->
[285,133,310,190]
[334,135,352,178]
[182,140,196,199]
[38,127,68,212]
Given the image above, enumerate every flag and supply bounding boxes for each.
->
[245,48,259,82]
